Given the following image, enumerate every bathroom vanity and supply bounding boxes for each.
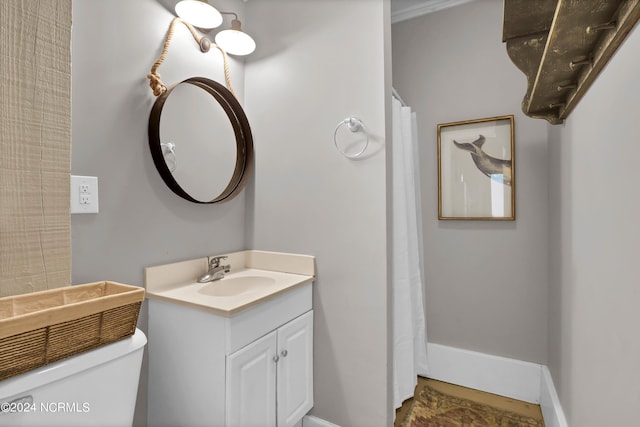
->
[145,250,315,427]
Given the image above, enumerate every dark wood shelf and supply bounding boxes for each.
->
[503,0,640,124]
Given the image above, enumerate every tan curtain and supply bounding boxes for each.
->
[0,0,72,297]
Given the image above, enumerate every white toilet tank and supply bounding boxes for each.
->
[0,328,146,426]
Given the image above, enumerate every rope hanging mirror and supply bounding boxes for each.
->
[146,18,253,204]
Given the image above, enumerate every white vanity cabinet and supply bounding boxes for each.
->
[226,310,313,427]
[147,274,314,427]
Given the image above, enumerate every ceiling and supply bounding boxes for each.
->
[391,0,474,23]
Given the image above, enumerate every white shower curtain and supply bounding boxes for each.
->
[392,94,429,410]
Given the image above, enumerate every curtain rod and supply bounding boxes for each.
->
[392,87,407,107]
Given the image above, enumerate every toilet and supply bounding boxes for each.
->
[0,328,146,426]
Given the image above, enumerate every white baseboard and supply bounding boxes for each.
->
[427,343,568,426]
[305,344,568,427]
[539,366,569,427]
[427,343,542,403]
[302,415,341,427]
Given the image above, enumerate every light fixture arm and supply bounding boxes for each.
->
[219,11,239,20]
[219,12,244,35]
[146,17,235,98]
[219,12,245,33]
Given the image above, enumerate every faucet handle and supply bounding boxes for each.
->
[207,255,228,268]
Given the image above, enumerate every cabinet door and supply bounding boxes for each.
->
[226,331,277,427]
[276,310,314,427]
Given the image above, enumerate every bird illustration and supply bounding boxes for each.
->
[452,135,512,186]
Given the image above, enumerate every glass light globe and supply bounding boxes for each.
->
[175,0,223,30]
[215,23,256,56]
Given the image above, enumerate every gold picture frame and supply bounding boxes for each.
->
[437,115,515,220]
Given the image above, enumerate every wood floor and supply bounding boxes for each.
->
[395,377,545,426]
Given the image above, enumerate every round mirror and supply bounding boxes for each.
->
[148,77,253,204]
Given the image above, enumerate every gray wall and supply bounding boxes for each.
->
[72,0,248,284]
[392,0,550,364]
[74,0,392,426]
[72,1,247,425]
[71,0,640,425]
[244,1,391,426]
[548,23,640,427]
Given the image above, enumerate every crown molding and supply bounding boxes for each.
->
[391,0,473,24]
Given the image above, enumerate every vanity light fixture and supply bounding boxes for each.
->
[174,0,256,56]
[214,13,256,56]
[175,0,223,30]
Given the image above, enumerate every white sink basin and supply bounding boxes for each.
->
[145,250,315,316]
[198,276,277,297]
[153,269,310,315]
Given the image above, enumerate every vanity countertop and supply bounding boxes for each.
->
[144,250,315,316]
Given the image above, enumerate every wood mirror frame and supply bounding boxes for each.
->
[148,77,253,204]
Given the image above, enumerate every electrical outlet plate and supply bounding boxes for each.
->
[70,175,99,214]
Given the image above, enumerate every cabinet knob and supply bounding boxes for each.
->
[273,355,280,363]
[281,350,288,357]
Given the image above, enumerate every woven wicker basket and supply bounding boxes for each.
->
[0,281,144,381]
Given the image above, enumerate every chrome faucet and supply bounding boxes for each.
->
[197,256,231,283]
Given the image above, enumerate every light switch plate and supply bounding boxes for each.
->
[70,175,99,214]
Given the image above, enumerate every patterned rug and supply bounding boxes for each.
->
[397,383,544,427]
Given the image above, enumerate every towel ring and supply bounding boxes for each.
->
[334,117,369,159]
